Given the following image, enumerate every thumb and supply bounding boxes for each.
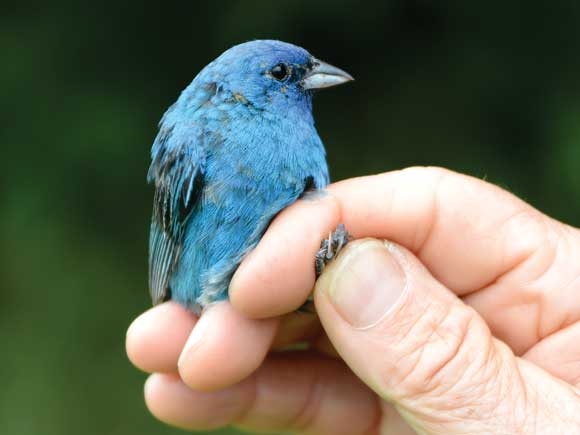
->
[314,239,580,435]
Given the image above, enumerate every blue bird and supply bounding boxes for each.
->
[147,40,353,314]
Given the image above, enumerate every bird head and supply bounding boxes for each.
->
[193,40,353,117]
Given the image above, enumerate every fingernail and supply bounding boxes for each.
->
[322,239,407,328]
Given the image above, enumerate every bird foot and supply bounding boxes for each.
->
[299,224,352,314]
[315,223,352,277]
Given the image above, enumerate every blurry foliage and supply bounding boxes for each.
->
[1,1,579,434]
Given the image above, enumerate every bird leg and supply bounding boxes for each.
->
[299,224,352,313]
[315,223,352,277]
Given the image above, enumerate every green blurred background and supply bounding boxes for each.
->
[2,1,580,434]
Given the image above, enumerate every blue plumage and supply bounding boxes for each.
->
[147,40,352,313]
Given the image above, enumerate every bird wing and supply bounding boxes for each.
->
[147,109,206,305]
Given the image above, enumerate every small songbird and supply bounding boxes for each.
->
[147,40,353,313]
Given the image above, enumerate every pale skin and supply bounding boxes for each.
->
[126,167,580,434]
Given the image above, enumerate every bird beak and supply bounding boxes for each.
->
[301,58,354,90]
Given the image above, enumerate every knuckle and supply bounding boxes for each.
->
[499,212,580,342]
[399,165,454,179]
[501,209,553,264]
[387,302,492,401]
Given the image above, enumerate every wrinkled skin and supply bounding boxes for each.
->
[128,167,580,434]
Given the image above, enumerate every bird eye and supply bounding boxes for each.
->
[270,63,290,81]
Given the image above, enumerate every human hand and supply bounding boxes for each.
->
[127,167,580,434]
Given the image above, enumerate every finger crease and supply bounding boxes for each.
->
[232,372,259,426]
[413,169,446,257]
[289,369,324,432]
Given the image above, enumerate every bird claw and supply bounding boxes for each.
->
[315,223,352,277]
[299,224,352,314]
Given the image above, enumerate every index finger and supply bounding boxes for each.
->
[230,167,531,315]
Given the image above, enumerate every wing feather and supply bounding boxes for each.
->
[147,107,206,305]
